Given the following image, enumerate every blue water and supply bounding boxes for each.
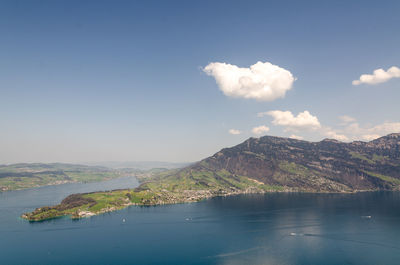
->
[1,178,400,265]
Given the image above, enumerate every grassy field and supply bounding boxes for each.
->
[364,171,400,185]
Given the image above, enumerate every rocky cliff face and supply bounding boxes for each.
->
[186,133,400,192]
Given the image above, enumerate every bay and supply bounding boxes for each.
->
[1,178,400,265]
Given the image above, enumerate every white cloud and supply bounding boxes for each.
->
[289,134,303,140]
[349,122,400,140]
[352,66,400,85]
[263,110,321,131]
[338,115,356,124]
[369,122,400,134]
[320,121,400,142]
[257,110,400,142]
[252,125,270,135]
[259,110,348,141]
[337,122,400,141]
[203,61,295,101]
[322,128,349,141]
[228,129,241,135]
[361,134,381,141]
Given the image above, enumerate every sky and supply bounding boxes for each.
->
[0,0,399,164]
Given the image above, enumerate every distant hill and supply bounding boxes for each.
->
[0,163,122,191]
[83,161,191,170]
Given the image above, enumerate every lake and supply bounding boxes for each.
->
[1,177,400,265]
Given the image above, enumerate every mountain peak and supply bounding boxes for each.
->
[383,133,400,138]
[370,133,399,142]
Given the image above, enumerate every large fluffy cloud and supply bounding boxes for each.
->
[252,125,270,135]
[352,66,400,85]
[203,61,295,101]
[261,110,321,131]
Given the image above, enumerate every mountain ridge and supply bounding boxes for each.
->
[177,133,400,192]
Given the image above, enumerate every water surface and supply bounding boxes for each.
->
[1,179,399,265]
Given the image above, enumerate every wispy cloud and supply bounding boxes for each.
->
[289,134,303,140]
[352,66,400,85]
[203,61,295,101]
[338,115,356,124]
[228,129,241,135]
[345,122,400,141]
[257,108,399,142]
[252,125,270,135]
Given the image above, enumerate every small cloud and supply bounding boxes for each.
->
[322,128,349,142]
[252,125,270,135]
[361,134,381,141]
[289,134,303,140]
[203,61,295,101]
[368,122,400,134]
[228,129,241,135]
[352,66,400,85]
[264,110,321,131]
[338,115,356,124]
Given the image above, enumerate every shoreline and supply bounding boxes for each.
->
[21,187,398,222]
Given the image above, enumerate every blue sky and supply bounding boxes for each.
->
[1,0,399,163]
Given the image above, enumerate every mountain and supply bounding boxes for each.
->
[179,133,400,192]
[22,133,400,221]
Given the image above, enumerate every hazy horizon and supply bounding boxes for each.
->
[1,0,399,164]
[1,132,398,165]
